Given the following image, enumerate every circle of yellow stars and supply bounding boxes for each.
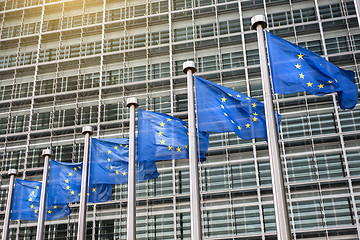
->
[157,117,188,152]
[295,52,337,89]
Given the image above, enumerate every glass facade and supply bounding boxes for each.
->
[0,0,359,239]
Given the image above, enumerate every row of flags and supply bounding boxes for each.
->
[8,31,358,222]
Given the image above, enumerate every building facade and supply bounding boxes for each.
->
[0,0,360,239]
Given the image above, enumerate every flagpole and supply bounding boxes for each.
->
[77,126,93,240]
[36,149,52,240]
[251,15,292,240]
[183,61,202,240]
[2,169,17,240]
[126,97,139,240]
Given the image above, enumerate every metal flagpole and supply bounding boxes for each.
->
[2,169,17,240]
[36,149,52,240]
[251,15,292,240]
[183,61,202,240]
[126,97,139,240]
[77,126,93,240]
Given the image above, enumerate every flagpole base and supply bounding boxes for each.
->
[251,15,267,30]
[183,61,197,74]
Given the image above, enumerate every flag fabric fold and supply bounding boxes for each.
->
[47,160,112,204]
[195,75,280,140]
[266,31,358,110]
[137,109,209,162]
[11,179,71,221]
[90,138,160,185]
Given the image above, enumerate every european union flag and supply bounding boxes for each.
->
[47,160,112,204]
[137,109,209,162]
[195,76,280,140]
[11,179,71,221]
[89,138,160,184]
[266,31,358,110]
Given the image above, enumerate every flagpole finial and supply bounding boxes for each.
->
[82,126,93,135]
[183,61,196,74]
[251,15,267,30]
[8,169,17,176]
[42,149,52,157]
[126,97,139,108]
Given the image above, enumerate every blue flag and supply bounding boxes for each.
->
[195,76,280,140]
[266,31,358,110]
[137,109,209,162]
[47,160,112,204]
[89,138,160,184]
[11,179,71,221]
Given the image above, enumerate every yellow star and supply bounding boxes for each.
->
[160,139,165,145]
[299,73,304,79]
[78,166,81,169]
[74,167,77,171]
[168,146,172,150]
[92,188,96,192]
[110,166,114,169]
[298,53,304,59]
[246,123,250,128]
[231,120,234,124]
[160,122,165,127]
[125,145,128,148]
[108,158,110,162]
[335,79,338,83]
[53,205,57,209]
[158,131,163,136]
[253,112,258,116]
[185,145,188,149]
[30,204,34,208]
[29,197,32,201]
[68,172,72,176]
[120,144,123,147]
[48,210,52,214]
[114,146,118,149]
[108,150,111,154]
[327,80,332,84]
[177,147,181,152]
[87,193,90,196]
[246,97,250,100]
[237,126,241,131]
[220,105,224,109]
[318,84,324,89]
[307,82,313,87]
[228,93,232,97]
[36,186,39,189]
[167,118,172,122]
[252,103,256,108]
[221,97,226,102]
[116,170,119,174]
[236,94,241,98]
[122,172,126,176]
[295,63,301,69]
[78,193,81,196]
[224,113,228,117]
[252,117,258,122]
[66,186,70,190]
[187,132,189,135]
[71,191,75,195]
[65,179,69,183]
[34,210,38,213]
[31,191,35,195]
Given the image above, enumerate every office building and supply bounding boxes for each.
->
[0,0,360,239]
